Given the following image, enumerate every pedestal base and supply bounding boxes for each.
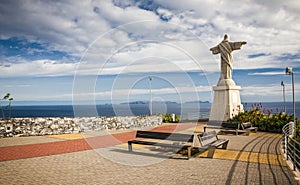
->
[209,79,243,126]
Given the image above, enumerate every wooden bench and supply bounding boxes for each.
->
[198,131,229,158]
[204,123,248,135]
[220,122,250,135]
[241,122,258,133]
[128,130,198,159]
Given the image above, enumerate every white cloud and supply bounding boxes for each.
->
[42,85,212,102]
[0,59,78,77]
[0,0,112,54]
[248,71,285,76]
[74,38,218,77]
[1,0,299,77]
[94,1,160,25]
[241,83,300,102]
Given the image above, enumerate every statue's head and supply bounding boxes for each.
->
[224,34,229,41]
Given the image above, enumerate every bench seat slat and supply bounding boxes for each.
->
[136,130,194,142]
[129,140,190,149]
[209,139,229,147]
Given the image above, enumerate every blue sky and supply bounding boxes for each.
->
[0,0,299,105]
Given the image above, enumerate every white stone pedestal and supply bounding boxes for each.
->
[209,79,244,125]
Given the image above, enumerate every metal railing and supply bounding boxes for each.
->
[282,122,300,171]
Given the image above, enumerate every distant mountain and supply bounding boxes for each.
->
[12,101,73,106]
[120,101,179,105]
[120,101,210,105]
[184,100,210,104]
[124,101,147,105]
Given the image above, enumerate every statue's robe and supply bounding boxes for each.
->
[210,41,245,79]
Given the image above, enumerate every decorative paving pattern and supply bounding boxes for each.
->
[198,149,286,166]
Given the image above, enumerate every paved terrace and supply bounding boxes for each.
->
[0,123,299,185]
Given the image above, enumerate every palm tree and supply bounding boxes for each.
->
[0,93,13,119]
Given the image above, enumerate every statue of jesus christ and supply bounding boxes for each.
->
[210,34,247,79]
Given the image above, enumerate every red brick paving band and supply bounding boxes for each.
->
[0,123,197,161]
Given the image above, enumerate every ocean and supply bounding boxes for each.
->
[2,102,299,120]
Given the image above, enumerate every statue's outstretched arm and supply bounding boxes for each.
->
[231,42,247,50]
[210,46,220,54]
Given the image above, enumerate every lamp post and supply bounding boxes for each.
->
[285,67,296,136]
[149,75,152,115]
[281,81,286,113]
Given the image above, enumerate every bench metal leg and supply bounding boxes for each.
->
[221,140,229,149]
[246,130,250,136]
[128,142,132,152]
[187,147,192,160]
[207,147,216,158]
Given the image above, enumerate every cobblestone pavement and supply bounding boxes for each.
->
[0,123,298,185]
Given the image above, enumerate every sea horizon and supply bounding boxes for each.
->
[1,101,299,120]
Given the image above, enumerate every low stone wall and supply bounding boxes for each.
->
[0,115,163,138]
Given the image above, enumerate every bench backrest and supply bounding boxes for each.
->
[241,122,251,129]
[135,130,194,142]
[222,122,240,129]
[198,131,218,146]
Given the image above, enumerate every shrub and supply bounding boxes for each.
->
[228,103,295,133]
[163,114,180,123]
[296,122,300,142]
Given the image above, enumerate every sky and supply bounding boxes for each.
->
[0,0,299,105]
